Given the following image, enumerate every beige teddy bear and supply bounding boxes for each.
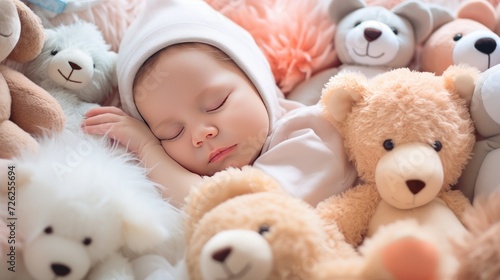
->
[315,65,478,279]
[0,0,65,159]
[182,166,356,280]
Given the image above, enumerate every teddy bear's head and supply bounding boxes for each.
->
[330,0,432,69]
[23,20,117,105]
[5,131,183,280]
[469,63,500,138]
[420,0,500,75]
[0,0,45,63]
[320,65,477,210]
[183,166,349,280]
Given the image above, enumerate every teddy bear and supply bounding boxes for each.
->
[22,20,117,132]
[453,191,500,279]
[0,0,65,159]
[181,166,357,280]
[315,64,478,279]
[312,218,459,279]
[420,0,500,75]
[0,130,185,280]
[205,0,337,97]
[286,0,433,105]
[455,63,500,203]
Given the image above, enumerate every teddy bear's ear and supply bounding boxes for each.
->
[328,0,365,24]
[457,0,496,31]
[183,166,284,227]
[442,64,480,106]
[319,71,366,129]
[119,189,184,254]
[427,4,455,33]
[392,0,433,44]
[7,0,45,63]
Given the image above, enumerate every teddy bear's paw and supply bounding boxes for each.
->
[380,236,440,280]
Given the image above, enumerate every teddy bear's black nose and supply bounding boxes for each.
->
[406,179,426,194]
[212,247,232,263]
[51,263,71,276]
[364,28,382,42]
[68,61,82,70]
[475,37,497,55]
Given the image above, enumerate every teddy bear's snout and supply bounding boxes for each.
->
[199,229,273,280]
[47,48,95,91]
[375,142,444,209]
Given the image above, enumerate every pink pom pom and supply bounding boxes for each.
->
[207,0,338,95]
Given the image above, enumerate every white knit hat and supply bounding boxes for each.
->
[117,0,283,131]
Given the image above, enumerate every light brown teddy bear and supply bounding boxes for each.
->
[182,166,356,280]
[0,0,65,159]
[453,191,500,279]
[316,64,479,279]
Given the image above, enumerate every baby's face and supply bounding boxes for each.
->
[134,47,269,176]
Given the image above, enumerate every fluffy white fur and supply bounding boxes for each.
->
[22,21,117,131]
[0,130,185,280]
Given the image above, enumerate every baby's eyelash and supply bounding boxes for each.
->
[162,127,184,141]
[207,94,229,112]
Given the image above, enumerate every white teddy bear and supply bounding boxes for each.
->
[287,0,433,105]
[22,20,117,131]
[0,130,185,280]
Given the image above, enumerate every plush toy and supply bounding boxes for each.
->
[182,166,356,280]
[453,192,500,279]
[23,20,117,131]
[312,219,457,279]
[205,0,337,97]
[420,0,500,75]
[0,130,185,280]
[0,0,65,159]
[316,65,478,279]
[287,0,433,105]
[23,0,145,53]
[456,63,500,203]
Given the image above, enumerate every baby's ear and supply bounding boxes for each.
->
[320,71,366,134]
[183,167,284,232]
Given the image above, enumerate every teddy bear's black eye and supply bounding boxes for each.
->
[383,139,395,151]
[432,141,442,152]
[44,226,53,234]
[93,64,96,69]
[258,225,270,235]
[354,21,362,27]
[82,237,92,246]
[453,33,463,41]
[390,27,398,35]
[50,50,58,56]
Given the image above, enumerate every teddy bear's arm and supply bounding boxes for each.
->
[438,189,473,224]
[2,65,65,135]
[316,183,381,247]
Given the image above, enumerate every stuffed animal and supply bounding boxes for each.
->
[23,20,117,131]
[0,0,65,159]
[205,0,337,96]
[420,0,500,75]
[0,130,185,280]
[312,219,457,279]
[182,166,356,280]
[456,63,500,203]
[287,0,433,105]
[453,192,500,279]
[316,64,478,279]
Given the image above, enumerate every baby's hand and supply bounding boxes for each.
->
[82,106,161,157]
